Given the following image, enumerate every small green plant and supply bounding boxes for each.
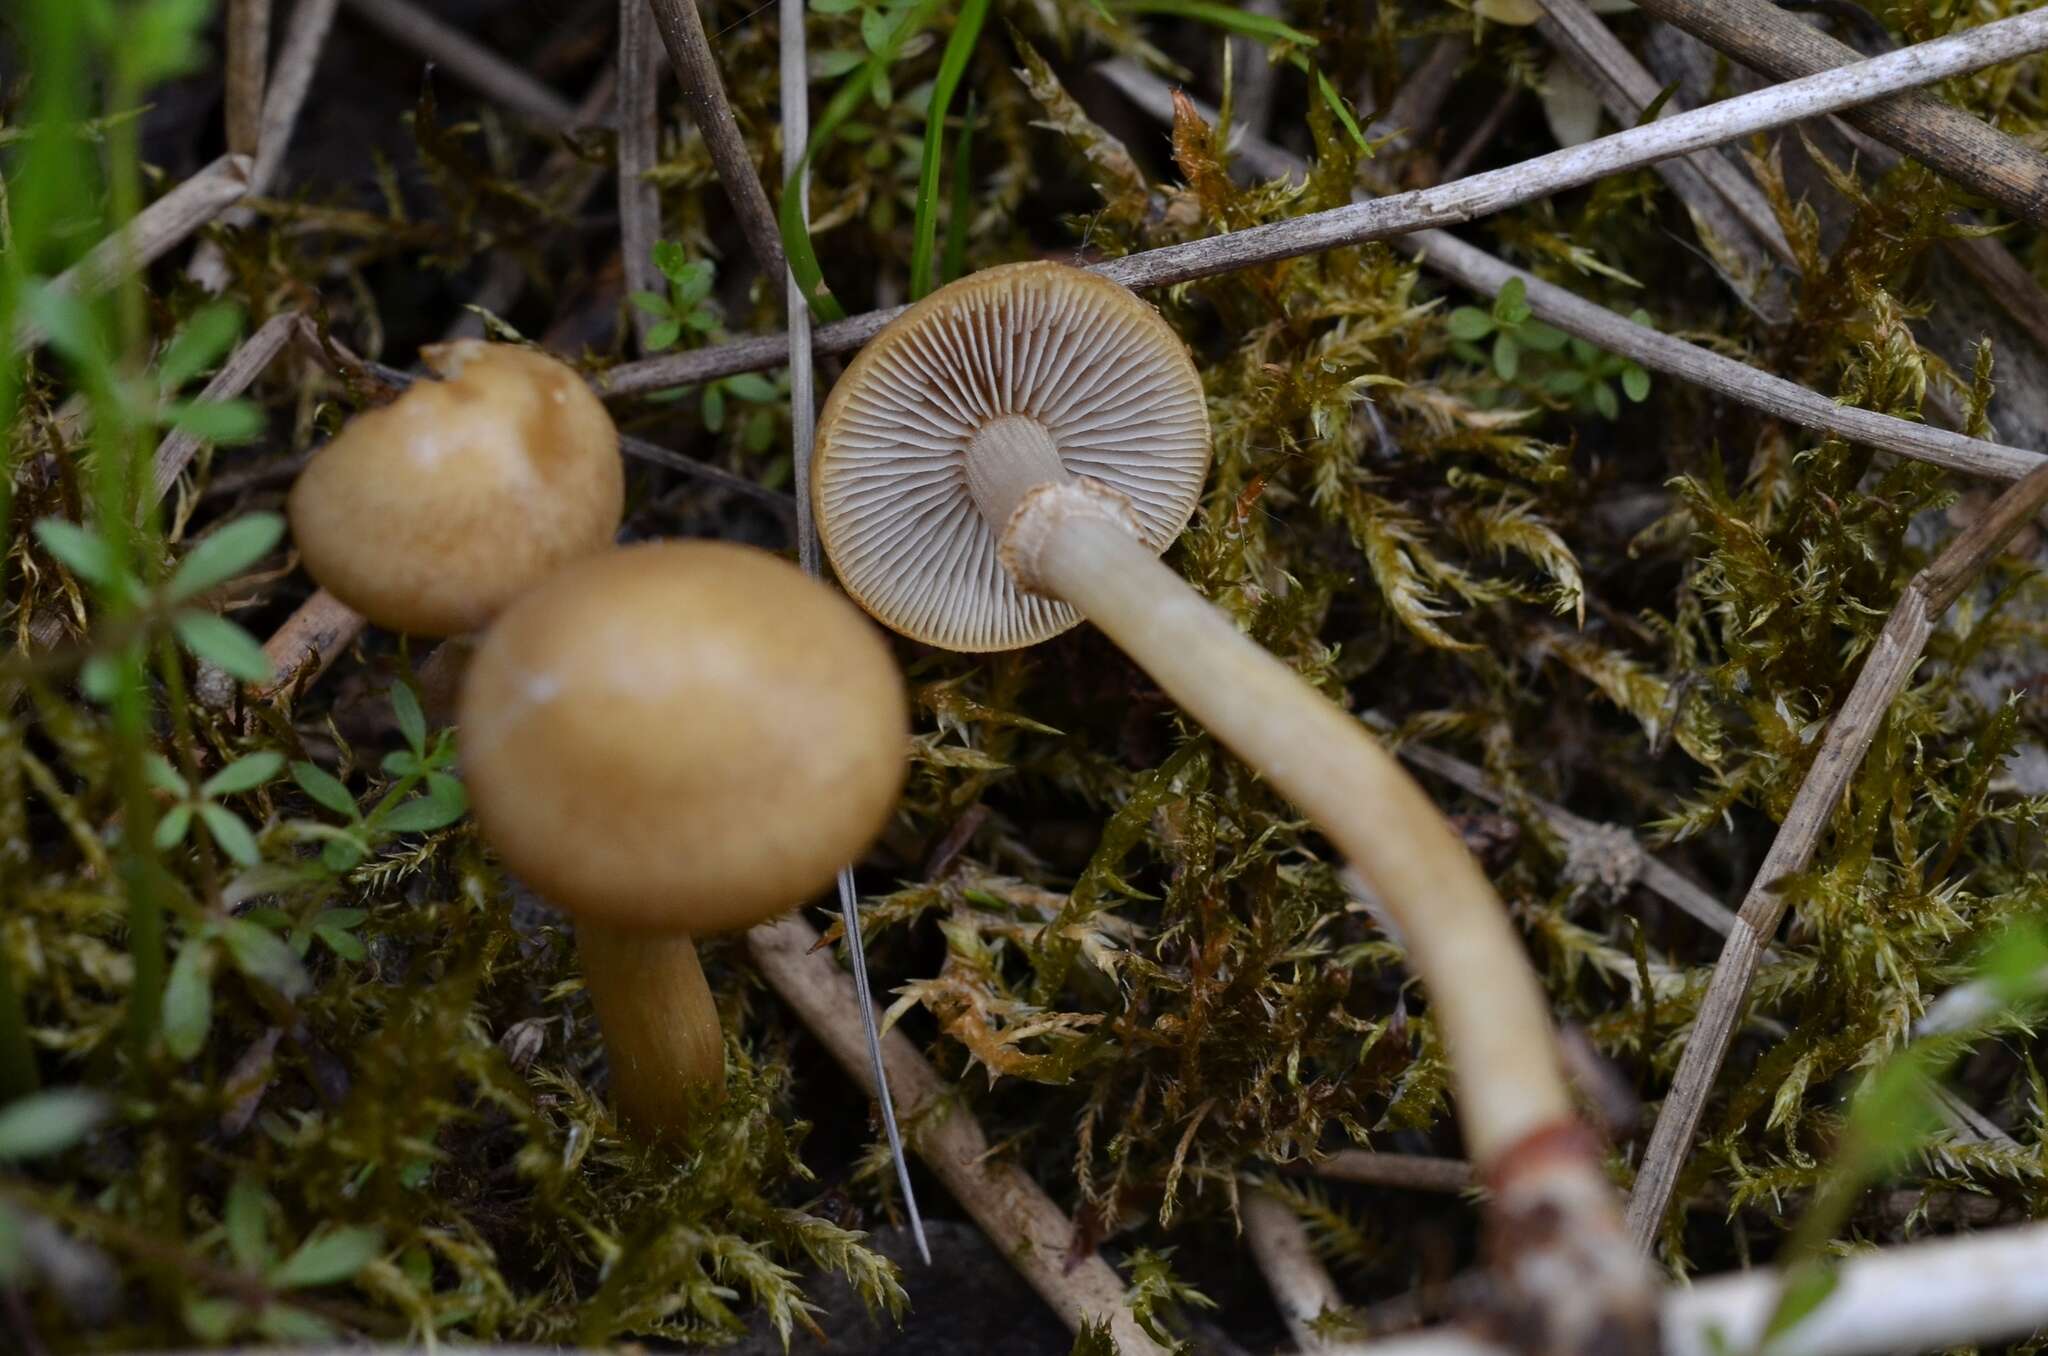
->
[146,748,283,866]
[628,243,720,351]
[180,1176,384,1342]
[1447,278,1651,416]
[286,682,468,873]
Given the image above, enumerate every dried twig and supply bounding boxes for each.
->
[1094,61,2044,486]
[1242,1187,1371,1355]
[225,0,272,159]
[1367,35,1468,158]
[1313,1152,1478,1194]
[643,0,786,281]
[745,914,1168,1355]
[1625,459,2048,1244]
[1633,0,2048,227]
[618,0,664,352]
[149,310,303,508]
[190,0,342,293]
[339,0,579,130]
[12,155,253,353]
[601,11,2048,411]
[245,587,365,704]
[1532,0,1796,275]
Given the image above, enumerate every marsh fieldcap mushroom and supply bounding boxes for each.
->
[458,540,908,1136]
[288,340,623,637]
[815,262,1653,1337]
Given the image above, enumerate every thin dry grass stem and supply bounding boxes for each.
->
[745,914,1169,1355]
[1531,0,1797,276]
[1312,1151,1478,1194]
[1624,458,2048,1245]
[191,0,342,293]
[225,0,272,159]
[643,0,786,282]
[1367,719,1739,937]
[1633,0,2048,227]
[1437,84,1521,184]
[1098,63,2046,486]
[150,310,302,511]
[601,12,2048,402]
[11,154,252,353]
[1242,1187,1372,1355]
[1367,35,1468,157]
[338,0,579,130]
[618,0,664,352]
[1351,1220,2048,1356]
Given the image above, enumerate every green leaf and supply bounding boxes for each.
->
[33,518,120,590]
[860,4,891,50]
[321,837,366,873]
[1493,276,1531,325]
[80,655,123,704]
[270,1226,383,1289]
[162,933,216,1059]
[1518,321,1569,353]
[726,372,781,402]
[145,752,189,796]
[650,240,689,284]
[292,761,360,819]
[811,0,861,12]
[1446,307,1494,341]
[1493,333,1520,381]
[21,285,107,371]
[1312,65,1369,153]
[0,1089,109,1160]
[224,1177,272,1271]
[154,803,194,851]
[220,918,310,1000]
[255,1306,335,1341]
[163,398,265,444]
[1593,381,1619,419]
[703,384,727,433]
[1764,1262,1839,1341]
[158,300,246,390]
[1622,364,1651,402]
[673,261,715,306]
[378,781,468,834]
[628,290,671,317]
[165,512,285,602]
[643,318,681,352]
[315,925,368,963]
[199,803,263,867]
[173,611,273,682]
[812,48,865,78]
[390,682,427,754]
[201,751,285,799]
[0,1204,21,1283]
[907,0,989,298]
[182,1296,243,1342]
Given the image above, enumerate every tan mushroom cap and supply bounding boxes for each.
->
[814,261,1211,652]
[457,541,908,934]
[288,340,623,637]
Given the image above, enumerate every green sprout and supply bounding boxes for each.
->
[146,749,283,866]
[1447,277,1651,417]
[627,243,719,352]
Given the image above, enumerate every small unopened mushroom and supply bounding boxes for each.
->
[816,262,1651,1331]
[457,541,907,1137]
[288,340,623,637]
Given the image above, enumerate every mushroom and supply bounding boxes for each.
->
[815,261,1650,1328]
[288,340,623,638]
[457,540,908,1137]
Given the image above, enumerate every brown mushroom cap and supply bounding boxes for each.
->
[814,261,1210,652]
[457,541,908,933]
[288,340,623,637]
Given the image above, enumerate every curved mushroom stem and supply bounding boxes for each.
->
[575,922,725,1139]
[1001,482,1656,1348]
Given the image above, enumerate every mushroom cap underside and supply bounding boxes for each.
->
[815,261,1211,652]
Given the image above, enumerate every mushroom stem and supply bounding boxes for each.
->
[1002,483,1653,1341]
[965,415,1072,527]
[575,922,725,1138]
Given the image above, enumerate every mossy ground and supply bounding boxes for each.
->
[5,0,2048,1350]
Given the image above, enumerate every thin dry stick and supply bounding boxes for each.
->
[1313,1151,1478,1194]
[226,0,272,159]
[1436,84,1521,184]
[149,310,303,507]
[618,0,664,352]
[778,0,925,1260]
[191,0,343,294]
[249,587,365,703]
[1242,1187,1372,1355]
[1532,0,1796,274]
[339,0,579,130]
[1367,35,1468,156]
[643,0,786,281]
[1632,0,2048,227]
[1096,60,2046,486]
[745,914,1169,1355]
[1624,458,2048,1245]
[11,155,253,353]
[600,11,2048,404]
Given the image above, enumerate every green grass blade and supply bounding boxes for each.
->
[908,0,989,300]
[941,93,978,287]
[780,0,946,323]
[1114,0,1315,46]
